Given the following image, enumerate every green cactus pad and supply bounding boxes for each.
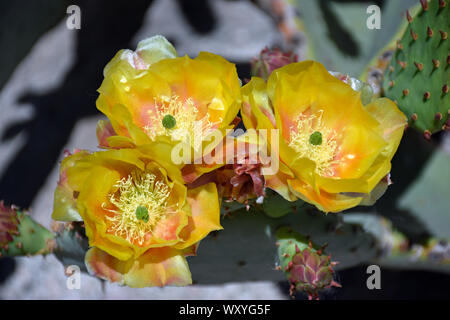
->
[382,0,450,135]
[0,211,55,256]
[276,227,328,272]
[259,189,305,219]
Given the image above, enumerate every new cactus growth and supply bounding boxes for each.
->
[0,202,55,257]
[276,227,340,300]
[382,0,450,137]
[251,47,298,80]
[0,201,19,254]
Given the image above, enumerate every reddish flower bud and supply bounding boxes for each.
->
[0,202,19,248]
[251,47,298,80]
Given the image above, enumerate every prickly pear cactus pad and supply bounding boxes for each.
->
[382,0,450,136]
[0,202,55,257]
[276,227,340,300]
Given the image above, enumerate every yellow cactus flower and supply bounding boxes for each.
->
[241,61,407,213]
[52,146,222,287]
[96,35,241,158]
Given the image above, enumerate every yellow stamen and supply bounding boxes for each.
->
[288,110,339,177]
[145,95,221,148]
[103,171,173,245]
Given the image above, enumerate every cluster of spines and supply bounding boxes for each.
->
[0,202,55,257]
[384,0,449,139]
[0,202,20,257]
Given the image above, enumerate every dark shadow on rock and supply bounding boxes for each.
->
[0,0,69,92]
[176,0,216,34]
[0,0,154,209]
[318,0,360,58]
[0,257,16,286]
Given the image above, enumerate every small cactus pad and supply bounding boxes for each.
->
[276,227,340,300]
[383,0,449,135]
[0,202,55,257]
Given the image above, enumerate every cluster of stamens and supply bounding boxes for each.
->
[103,171,174,246]
[145,95,221,149]
[288,110,339,177]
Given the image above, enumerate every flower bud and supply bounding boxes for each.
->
[251,47,298,80]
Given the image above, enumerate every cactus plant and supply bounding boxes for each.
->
[276,226,340,299]
[382,0,450,137]
[1,13,450,299]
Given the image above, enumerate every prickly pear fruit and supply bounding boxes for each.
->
[382,0,450,137]
[0,202,55,257]
[251,47,298,80]
[276,226,340,300]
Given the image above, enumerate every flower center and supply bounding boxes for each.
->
[162,114,176,129]
[135,206,149,222]
[309,131,323,146]
[103,171,172,245]
[145,95,221,147]
[288,110,338,177]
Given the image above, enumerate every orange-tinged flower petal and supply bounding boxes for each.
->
[85,247,127,284]
[105,135,136,149]
[365,98,407,159]
[264,161,297,201]
[148,206,189,246]
[85,246,192,288]
[181,243,199,257]
[139,142,185,183]
[52,150,90,222]
[66,149,146,192]
[175,182,222,250]
[241,77,275,130]
[96,119,116,149]
[316,156,391,194]
[288,179,363,213]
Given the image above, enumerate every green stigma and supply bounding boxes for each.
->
[162,114,176,129]
[309,131,323,146]
[135,206,149,223]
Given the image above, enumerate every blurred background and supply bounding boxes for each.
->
[0,0,449,299]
